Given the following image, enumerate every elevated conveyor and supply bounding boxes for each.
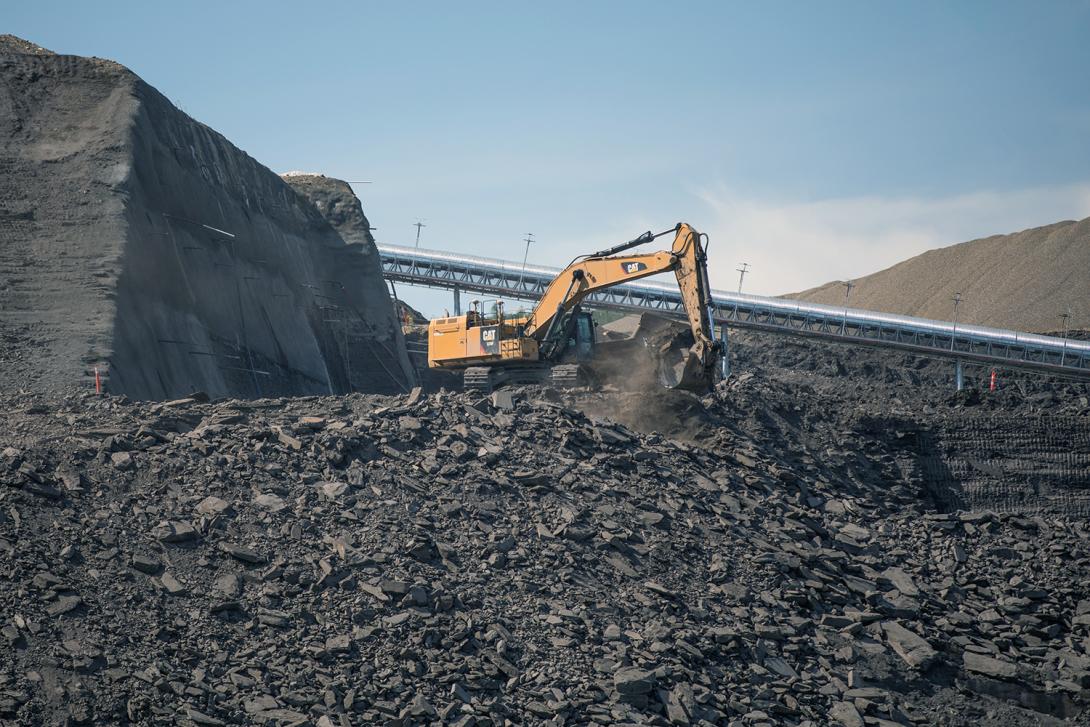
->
[378,244,1090,379]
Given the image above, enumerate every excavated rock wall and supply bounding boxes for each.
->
[280,173,416,388]
[0,36,413,399]
[0,38,131,393]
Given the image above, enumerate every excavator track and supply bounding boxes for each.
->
[550,364,583,388]
[463,365,556,392]
[463,367,494,393]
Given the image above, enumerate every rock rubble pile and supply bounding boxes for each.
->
[1,384,1088,725]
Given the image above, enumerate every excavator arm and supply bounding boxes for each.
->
[524,223,722,391]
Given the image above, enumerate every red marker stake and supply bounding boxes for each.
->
[94,367,102,394]
[989,369,997,392]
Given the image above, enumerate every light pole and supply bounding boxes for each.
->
[1060,310,1071,366]
[950,293,962,350]
[736,263,750,293]
[842,280,855,334]
[951,292,963,390]
[413,220,426,248]
[519,233,534,293]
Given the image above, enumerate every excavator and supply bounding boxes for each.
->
[426,222,724,393]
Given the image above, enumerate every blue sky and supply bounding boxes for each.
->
[9,1,1090,313]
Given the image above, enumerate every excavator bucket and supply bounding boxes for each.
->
[657,339,714,393]
[597,313,718,393]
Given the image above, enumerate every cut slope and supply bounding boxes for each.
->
[793,218,1090,332]
[0,36,414,398]
[281,172,378,247]
[0,35,134,392]
[280,173,417,376]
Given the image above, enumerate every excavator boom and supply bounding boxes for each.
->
[524,223,722,391]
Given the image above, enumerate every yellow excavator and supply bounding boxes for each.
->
[427,222,724,392]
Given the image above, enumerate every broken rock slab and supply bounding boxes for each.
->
[963,652,1018,679]
[195,496,231,517]
[46,596,82,617]
[253,492,287,512]
[614,667,654,696]
[220,543,267,564]
[828,701,865,727]
[131,554,161,574]
[110,452,133,470]
[881,620,937,669]
[152,520,199,544]
[160,572,187,596]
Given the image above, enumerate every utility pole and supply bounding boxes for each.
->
[413,220,426,249]
[951,292,963,390]
[1060,310,1071,366]
[841,280,855,334]
[950,293,962,348]
[736,263,750,293]
[519,233,534,293]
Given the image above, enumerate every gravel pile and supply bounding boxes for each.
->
[2,382,1089,725]
[723,329,1090,517]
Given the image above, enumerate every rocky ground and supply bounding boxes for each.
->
[2,345,1089,726]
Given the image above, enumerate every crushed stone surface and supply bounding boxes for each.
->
[1,354,1088,725]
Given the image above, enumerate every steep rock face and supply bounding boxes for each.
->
[793,218,1090,332]
[0,36,414,398]
[281,173,416,375]
[0,36,133,392]
[282,172,377,246]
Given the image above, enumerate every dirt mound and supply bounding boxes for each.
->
[0,37,412,399]
[793,218,1090,332]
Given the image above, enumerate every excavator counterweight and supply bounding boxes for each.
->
[427,223,724,392]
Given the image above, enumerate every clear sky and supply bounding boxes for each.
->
[9,1,1090,314]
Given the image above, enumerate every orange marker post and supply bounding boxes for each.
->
[989,369,997,392]
[94,367,102,394]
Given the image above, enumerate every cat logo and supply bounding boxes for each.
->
[482,329,496,342]
[622,261,648,274]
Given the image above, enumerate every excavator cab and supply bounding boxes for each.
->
[561,309,596,363]
[572,311,595,362]
[541,306,596,363]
